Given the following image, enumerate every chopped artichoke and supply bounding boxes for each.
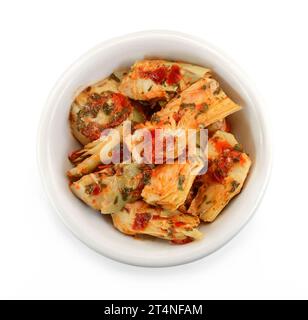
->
[119,59,211,101]
[70,163,151,214]
[112,201,202,243]
[141,150,205,211]
[188,131,251,222]
[67,108,145,180]
[70,72,144,145]
[146,77,241,130]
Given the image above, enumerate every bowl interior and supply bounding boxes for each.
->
[39,32,269,267]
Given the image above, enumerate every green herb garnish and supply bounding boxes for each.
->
[143,172,151,185]
[180,103,196,109]
[111,107,129,121]
[230,180,240,193]
[99,182,107,189]
[121,187,134,201]
[109,73,120,82]
[113,196,118,205]
[102,103,114,115]
[177,175,185,191]
[233,144,243,152]
[85,184,94,195]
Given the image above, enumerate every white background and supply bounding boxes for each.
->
[0,0,307,299]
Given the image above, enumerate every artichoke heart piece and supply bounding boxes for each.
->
[70,163,150,214]
[70,72,145,145]
[141,153,205,211]
[112,201,202,243]
[67,128,122,181]
[119,59,211,101]
[67,107,145,181]
[147,77,241,130]
[188,130,251,222]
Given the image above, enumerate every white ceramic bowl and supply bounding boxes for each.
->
[38,31,271,267]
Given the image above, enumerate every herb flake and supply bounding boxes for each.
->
[233,144,243,152]
[109,73,120,82]
[113,196,118,205]
[177,175,185,191]
[143,171,151,185]
[180,103,196,109]
[230,180,240,193]
[102,103,114,115]
[121,187,133,201]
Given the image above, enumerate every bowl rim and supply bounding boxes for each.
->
[37,30,272,267]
